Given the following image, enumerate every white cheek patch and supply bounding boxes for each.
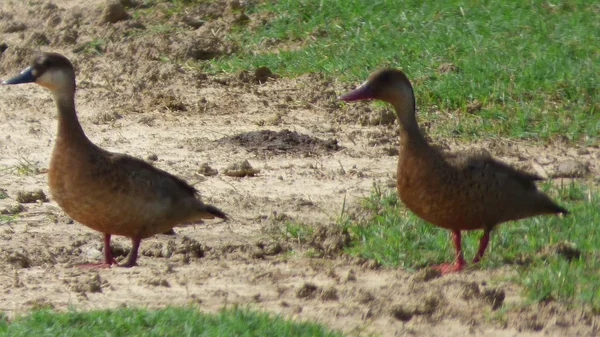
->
[36,69,71,90]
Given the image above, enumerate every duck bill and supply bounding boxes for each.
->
[2,66,36,85]
[338,81,374,102]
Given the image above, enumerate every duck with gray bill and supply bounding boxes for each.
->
[2,53,227,267]
[339,69,568,274]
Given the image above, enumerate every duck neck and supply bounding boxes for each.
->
[52,89,91,147]
[391,98,429,150]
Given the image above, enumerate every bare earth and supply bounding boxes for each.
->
[0,1,598,336]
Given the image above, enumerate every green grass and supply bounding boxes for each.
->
[342,182,600,309]
[0,215,15,224]
[202,0,599,141]
[73,38,105,55]
[281,220,314,243]
[0,307,343,337]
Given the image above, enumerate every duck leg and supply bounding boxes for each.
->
[102,233,118,265]
[77,233,117,268]
[121,236,142,268]
[472,229,491,263]
[432,229,467,274]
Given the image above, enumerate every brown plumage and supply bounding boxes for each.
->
[2,53,227,267]
[339,69,567,274]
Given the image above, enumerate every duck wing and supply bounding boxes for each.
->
[96,151,199,200]
[445,148,543,190]
[104,154,227,221]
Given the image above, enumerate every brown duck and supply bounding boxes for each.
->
[339,69,567,274]
[2,53,227,267]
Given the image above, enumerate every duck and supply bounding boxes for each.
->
[339,69,568,274]
[2,52,227,267]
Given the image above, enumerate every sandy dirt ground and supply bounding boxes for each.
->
[0,1,598,336]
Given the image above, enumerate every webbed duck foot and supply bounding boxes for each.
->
[430,229,467,274]
[118,236,141,268]
[119,260,137,268]
[431,261,465,274]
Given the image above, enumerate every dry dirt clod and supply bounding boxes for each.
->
[223,160,260,177]
[254,66,274,83]
[91,111,123,125]
[146,153,158,162]
[383,147,398,156]
[16,189,49,203]
[577,147,590,155]
[13,270,24,288]
[1,203,26,215]
[483,288,505,310]
[319,287,339,301]
[183,41,225,61]
[219,130,342,156]
[345,269,357,282]
[5,251,31,268]
[45,14,62,28]
[146,278,171,287]
[170,236,205,259]
[415,293,445,315]
[363,259,381,270]
[263,242,283,256]
[437,62,459,74]
[390,304,414,322]
[181,16,206,29]
[87,273,103,293]
[249,246,265,259]
[466,99,483,114]
[309,225,350,257]
[459,282,481,300]
[296,282,320,299]
[25,298,54,310]
[229,0,244,10]
[101,0,130,24]
[410,268,442,283]
[108,241,130,258]
[233,13,251,25]
[28,32,50,46]
[540,241,582,261]
[552,160,590,178]
[356,289,375,304]
[198,163,218,177]
[3,23,27,33]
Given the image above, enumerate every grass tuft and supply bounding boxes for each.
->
[0,307,344,337]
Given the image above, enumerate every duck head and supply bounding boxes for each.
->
[339,69,415,117]
[3,53,75,92]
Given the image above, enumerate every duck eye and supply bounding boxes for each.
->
[378,72,394,85]
[38,57,51,69]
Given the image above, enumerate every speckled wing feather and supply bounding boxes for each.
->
[102,151,199,199]
[444,148,544,190]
